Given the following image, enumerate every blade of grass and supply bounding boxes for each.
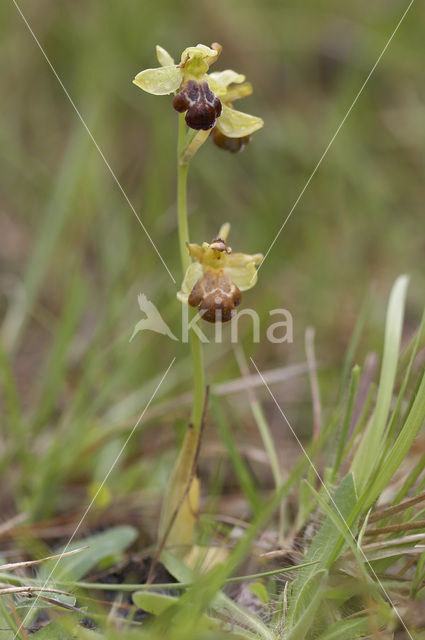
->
[363,368,425,509]
[232,345,282,504]
[384,309,425,446]
[351,275,409,491]
[33,275,87,433]
[210,396,262,515]
[337,293,369,403]
[1,125,93,353]
[332,364,360,480]
[392,451,425,506]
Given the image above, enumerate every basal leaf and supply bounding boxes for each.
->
[40,525,137,582]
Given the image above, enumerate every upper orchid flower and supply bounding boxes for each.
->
[177,223,263,323]
[133,44,264,139]
[134,43,222,130]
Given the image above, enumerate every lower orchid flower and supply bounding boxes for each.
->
[177,223,263,322]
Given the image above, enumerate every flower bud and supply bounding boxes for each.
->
[212,128,251,153]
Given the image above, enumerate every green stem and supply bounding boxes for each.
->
[177,117,190,272]
[177,114,205,433]
[189,327,205,431]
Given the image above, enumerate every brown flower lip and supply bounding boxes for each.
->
[188,269,242,323]
[177,224,262,321]
[173,80,222,130]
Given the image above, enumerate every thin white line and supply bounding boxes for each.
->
[11,0,176,285]
[14,357,176,638]
[257,0,415,275]
[250,357,414,640]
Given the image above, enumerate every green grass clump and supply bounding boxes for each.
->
[1,277,424,638]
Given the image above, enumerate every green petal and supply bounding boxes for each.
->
[180,44,218,66]
[208,70,245,95]
[156,45,175,67]
[225,263,259,292]
[216,104,264,138]
[177,263,203,303]
[133,65,181,95]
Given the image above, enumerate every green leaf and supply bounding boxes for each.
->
[159,552,273,640]
[286,569,328,640]
[133,591,178,616]
[248,582,269,605]
[31,620,74,640]
[315,616,372,640]
[133,591,264,640]
[160,550,194,584]
[286,474,358,636]
[40,526,137,581]
[305,474,358,568]
[32,617,103,640]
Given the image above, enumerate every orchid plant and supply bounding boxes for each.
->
[133,43,263,555]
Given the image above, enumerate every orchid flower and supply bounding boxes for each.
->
[208,70,263,151]
[177,223,263,322]
[133,44,263,139]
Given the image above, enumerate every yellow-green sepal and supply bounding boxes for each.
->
[133,65,181,95]
[177,262,203,303]
[217,104,264,138]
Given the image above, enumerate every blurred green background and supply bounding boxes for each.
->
[0,0,424,527]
